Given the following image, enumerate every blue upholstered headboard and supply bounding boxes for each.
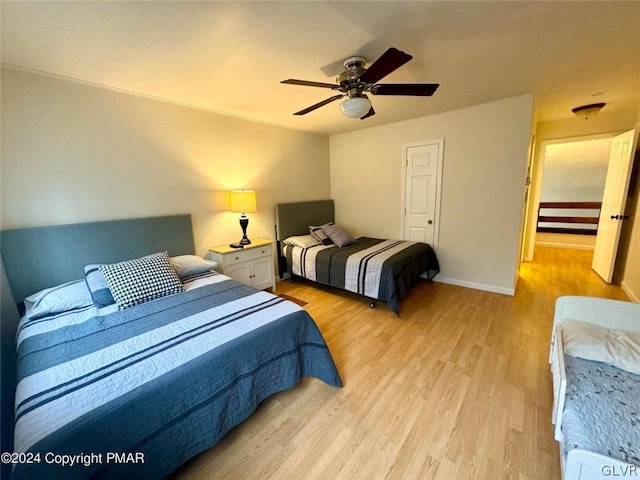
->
[0,214,195,306]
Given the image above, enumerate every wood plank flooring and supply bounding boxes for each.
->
[170,247,629,480]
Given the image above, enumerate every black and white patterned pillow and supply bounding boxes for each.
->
[99,251,183,309]
[321,223,356,248]
[309,222,334,245]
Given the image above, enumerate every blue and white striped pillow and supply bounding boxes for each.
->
[84,264,116,308]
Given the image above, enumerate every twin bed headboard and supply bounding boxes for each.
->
[275,199,334,241]
[0,214,195,305]
[274,199,334,278]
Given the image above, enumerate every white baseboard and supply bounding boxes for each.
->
[534,241,594,251]
[621,280,640,303]
[432,276,515,296]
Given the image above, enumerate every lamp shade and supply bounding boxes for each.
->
[229,189,257,213]
[340,96,372,119]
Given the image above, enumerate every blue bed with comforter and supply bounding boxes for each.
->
[12,272,342,479]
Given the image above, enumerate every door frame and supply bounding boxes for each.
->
[400,138,444,247]
[523,132,616,262]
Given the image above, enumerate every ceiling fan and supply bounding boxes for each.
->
[281,47,439,120]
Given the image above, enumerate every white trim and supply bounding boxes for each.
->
[401,138,444,248]
[621,280,640,303]
[431,275,515,296]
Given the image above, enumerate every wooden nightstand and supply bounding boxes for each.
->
[209,238,276,292]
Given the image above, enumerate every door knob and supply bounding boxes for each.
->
[611,215,619,220]
[428,220,433,225]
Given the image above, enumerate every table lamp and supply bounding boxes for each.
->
[229,189,257,246]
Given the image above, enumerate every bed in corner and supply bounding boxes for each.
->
[1,214,342,480]
[275,200,439,315]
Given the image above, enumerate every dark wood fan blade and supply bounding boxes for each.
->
[370,83,439,96]
[360,105,376,120]
[293,94,345,115]
[281,79,340,89]
[358,47,413,84]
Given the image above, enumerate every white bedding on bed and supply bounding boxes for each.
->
[562,354,640,466]
[284,243,333,281]
[562,319,640,376]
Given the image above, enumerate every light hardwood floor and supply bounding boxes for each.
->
[170,247,629,480]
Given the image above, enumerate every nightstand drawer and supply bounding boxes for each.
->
[225,244,272,265]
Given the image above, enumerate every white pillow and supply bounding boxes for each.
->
[282,234,322,249]
[562,319,640,375]
[170,255,218,278]
[25,280,93,320]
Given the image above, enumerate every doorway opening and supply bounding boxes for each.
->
[525,129,638,286]
[535,135,613,256]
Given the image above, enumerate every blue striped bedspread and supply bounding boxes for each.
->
[13,272,342,479]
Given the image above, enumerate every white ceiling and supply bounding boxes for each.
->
[2,1,640,136]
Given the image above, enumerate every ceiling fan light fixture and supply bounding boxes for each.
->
[572,102,606,120]
[340,96,372,119]
[282,47,437,119]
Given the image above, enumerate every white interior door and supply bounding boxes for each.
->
[592,129,638,282]
[402,139,443,246]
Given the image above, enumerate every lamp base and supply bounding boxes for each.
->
[238,215,251,245]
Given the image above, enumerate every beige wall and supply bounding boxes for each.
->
[1,68,330,256]
[329,94,534,294]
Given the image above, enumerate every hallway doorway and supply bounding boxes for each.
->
[535,136,613,254]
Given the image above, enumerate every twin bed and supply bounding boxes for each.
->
[550,296,640,479]
[1,214,342,479]
[275,200,439,314]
